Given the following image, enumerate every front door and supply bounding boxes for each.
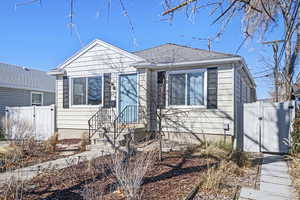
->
[119,73,138,123]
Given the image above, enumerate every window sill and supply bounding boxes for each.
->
[166,105,207,109]
[70,104,103,108]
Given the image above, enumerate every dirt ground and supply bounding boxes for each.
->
[0,139,81,172]
[15,150,261,200]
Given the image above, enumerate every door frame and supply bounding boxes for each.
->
[117,72,139,117]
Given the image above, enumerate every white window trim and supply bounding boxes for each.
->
[166,69,207,108]
[31,91,43,106]
[69,75,104,108]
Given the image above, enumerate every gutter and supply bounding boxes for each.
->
[134,56,256,87]
[133,57,243,69]
[48,70,65,76]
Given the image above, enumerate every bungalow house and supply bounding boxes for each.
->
[0,63,55,127]
[49,39,256,148]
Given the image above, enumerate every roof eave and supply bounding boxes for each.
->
[48,69,65,76]
[133,57,242,69]
[239,58,256,87]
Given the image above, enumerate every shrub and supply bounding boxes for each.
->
[80,132,89,152]
[46,132,59,152]
[110,150,157,200]
[229,151,251,168]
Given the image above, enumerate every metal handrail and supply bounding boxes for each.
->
[88,105,146,145]
[88,108,114,142]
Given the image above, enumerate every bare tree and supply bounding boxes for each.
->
[162,0,300,101]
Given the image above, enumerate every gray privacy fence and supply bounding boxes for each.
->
[243,101,295,153]
[5,105,55,140]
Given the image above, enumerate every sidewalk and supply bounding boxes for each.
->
[239,154,297,200]
[0,145,114,184]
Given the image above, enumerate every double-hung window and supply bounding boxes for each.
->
[72,76,103,105]
[168,70,206,106]
[31,92,43,106]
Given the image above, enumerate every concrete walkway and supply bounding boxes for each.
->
[0,144,114,184]
[239,154,297,200]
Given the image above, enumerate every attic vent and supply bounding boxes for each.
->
[23,67,30,71]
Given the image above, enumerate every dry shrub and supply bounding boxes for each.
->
[110,150,157,200]
[201,161,243,193]
[188,141,231,160]
[1,173,25,200]
[81,158,109,200]
[229,151,251,168]
[0,144,23,172]
[80,132,89,152]
[6,116,34,141]
[290,157,300,197]
[45,132,59,152]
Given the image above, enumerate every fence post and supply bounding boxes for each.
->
[5,107,8,139]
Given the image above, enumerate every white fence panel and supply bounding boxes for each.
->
[243,101,295,153]
[243,102,260,153]
[6,105,55,140]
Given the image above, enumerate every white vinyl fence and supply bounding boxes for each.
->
[5,105,55,140]
[243,101,295,153]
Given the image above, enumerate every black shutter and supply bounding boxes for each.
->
[103,73,112,108]
[157,71,166,109]
[63,76,69,109]
[207,68,218,109]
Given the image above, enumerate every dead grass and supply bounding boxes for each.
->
[182,142,258,199]
[45,132,59,153]
[79,133,89,152]
[289,156,300,199]
[200,160,244,194]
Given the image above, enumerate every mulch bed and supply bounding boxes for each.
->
[14,151,260,200]
[0,140,81,173]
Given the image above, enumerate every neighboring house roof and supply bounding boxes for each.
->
[0,62,55,93]
[133,43,240,64]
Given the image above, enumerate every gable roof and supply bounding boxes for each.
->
[49,39,145,74]
[133,43,240,64]
[0,62,55,93]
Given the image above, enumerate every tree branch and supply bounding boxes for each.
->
[162,0,197,16]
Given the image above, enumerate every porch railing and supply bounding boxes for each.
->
[88,108,115,142]
[88,105,146,144]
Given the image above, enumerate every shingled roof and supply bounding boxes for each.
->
[0,62,55,93]
[133,43,239,64]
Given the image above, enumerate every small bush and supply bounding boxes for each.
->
[229,151,251,168]
[201,160,243,193]
[46,132,59,152]
[80,132,89,152]
[290,157,300,198]
[110,150,157,200]
[215,141,233,153]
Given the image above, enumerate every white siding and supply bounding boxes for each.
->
[56,43,143,130]
[234,64,256,149]
[161,65,235,137]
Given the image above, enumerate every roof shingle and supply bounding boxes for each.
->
[0,62,55,92]
[133,43,239,64]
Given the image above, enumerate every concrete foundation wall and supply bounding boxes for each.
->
[163,131,233,145]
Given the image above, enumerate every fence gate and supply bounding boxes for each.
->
[243,101,295,153]
[5,105,55,140]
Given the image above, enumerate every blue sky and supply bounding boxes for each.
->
[0,0,283,99]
